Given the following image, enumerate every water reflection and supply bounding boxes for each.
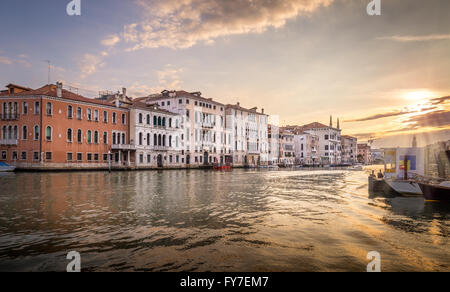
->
[0,169,448,272]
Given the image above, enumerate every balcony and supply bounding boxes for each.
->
[1,114,20,121]
[153,145,169,151]
[112,144,136,151]
[0,139,18,145]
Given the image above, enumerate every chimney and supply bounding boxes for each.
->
[115,94,120,108]
[56,82,63,98]
[122,87,127,97]
[262,108,265,114]
[237,102,240,107]
[330,115,333,128]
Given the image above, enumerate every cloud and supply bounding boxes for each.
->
[122,0,333,50]
[406,110,450,129]
[345,110,414,122]
[17,59,32,68]
[101,34,121,47]
[0,56,13,65]
[157,64,183,89]
[377,34,450,42]
[431,96,450,105]
[80,54,105,78]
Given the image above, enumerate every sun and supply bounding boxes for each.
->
[403,90,436,102]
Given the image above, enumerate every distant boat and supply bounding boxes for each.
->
[213,164,231,171]
[0,162,15,172]
[418,182,450,202]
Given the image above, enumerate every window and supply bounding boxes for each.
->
[94,110,99,122]
[87,153,92,161]
[325,145,329,151]
[87,109,92,121]
[67,153,73,162]
[94,131,99,144]
[12,151,18,160]
[22,126,27,140]
[103,132,108,144]
[139,113,143,124]
[103,154,109,161]
[67,105,73,119]
[23,102,28,115]
[20,151,27,160]
[112,133,116,145]
[139,132,143,145]
[46,102,52,116]
[35,102,40,114]
[112,112,117,124]
[153,116,157,126]
[67,129,73,143]
[87,130,92,144]
[33,152,39,161]
[122,114,126,125]
[45,152,52,161]
[45,126,52,141]
[147,133,150,146]
[77,153,83,161]
[77,130,82,143]
[34,126,39,140]
[94,154,99,161]
[139,154,144,164]
[186,99,189,104]
[1,151,7,160]
[103,111,108,123]
[146,114,150,125]
[179,99,182,104]
[325,135,329,140]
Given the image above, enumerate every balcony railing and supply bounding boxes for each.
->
[1,114,20,121]
[153,145,169,151]
[112,144,136,151]
[0,139,18,145]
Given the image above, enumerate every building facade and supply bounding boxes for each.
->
[136,90,230,167]
[268,124,280,165]
[341,135,358,165]
[225,103,268,167]
[293,132,319,166]
[279,129,295,166]
[357,143,372,164]
[0,83,129,170]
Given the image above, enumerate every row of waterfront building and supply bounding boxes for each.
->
[0,82,371,170]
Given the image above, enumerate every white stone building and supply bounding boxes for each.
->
[341,135,358,165]
[293,132,320,166]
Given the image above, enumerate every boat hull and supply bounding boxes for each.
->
[385,180,423,196]
[418,183,450,201]
[0,166,15,172]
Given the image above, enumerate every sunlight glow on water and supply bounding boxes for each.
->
[0,169,448,272]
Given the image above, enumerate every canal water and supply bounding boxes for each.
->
[0,169,448,272]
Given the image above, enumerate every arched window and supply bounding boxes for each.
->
[169,136,172,147]
[45,126,52,141]
[169,118,172,128]
[87,109,92,121]
[22,126,27,140]
[87,130,92,144]
[113,133,116,145]
[162,117,166,127]
[139,132,143,145]
[112,112,117,124]
[94,131,99,144]
[8,126,12,139]
[147,133,150,146]
[46,102,52,116]
[139,113,143,124]
[67,129,73,142]
[103,111,108,123]
[158,117,162,127]
[67,105,73,119]
[103,132,108,144]
[154,134,157,146]
[13,126,17,139]
[77,129,82,143]
[162,135,166,147]
[158,134,162,146]
[34,126,39,140]
[146,114,150,125]
[122,133,125,144]
[76,107,82,120]
[153,116,157,126]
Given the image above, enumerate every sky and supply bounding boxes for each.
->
[0,0,449,148]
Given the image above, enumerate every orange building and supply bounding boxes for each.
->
[0,83,129,170]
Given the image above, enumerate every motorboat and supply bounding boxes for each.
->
[0,162,15,172]
[418,182,450,202]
